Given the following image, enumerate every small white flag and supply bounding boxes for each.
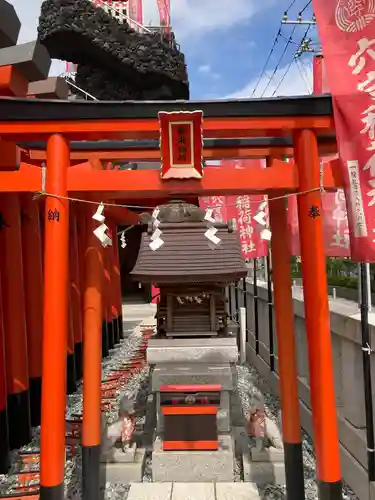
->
[253,211,267,226]
[151,228,162,241]
[261,228,272,241]
[149,238,164,251]
[92,202,106,223]
[205,226,221,245]
[204,208,215,223]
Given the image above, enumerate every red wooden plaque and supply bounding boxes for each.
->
[159,110,203,179]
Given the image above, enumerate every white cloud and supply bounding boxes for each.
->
[142,0,273,39]
[8,0,65,75]
[197,64,221,81]
[198,64,211,73]
[8,0,40,44]
[228,58,313,98]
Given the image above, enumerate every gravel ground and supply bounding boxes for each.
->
[0,330,360,500]
[0,325,151,499]
[236,362,358,500]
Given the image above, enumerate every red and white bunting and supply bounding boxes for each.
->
[159,110,204,180]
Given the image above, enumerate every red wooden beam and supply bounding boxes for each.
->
[0,115,335,141]
[0,159,342,197]
[66,158,341,197]
[24,141,338,163]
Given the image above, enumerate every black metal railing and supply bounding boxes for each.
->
[227,261,275,370]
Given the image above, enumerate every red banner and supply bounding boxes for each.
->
[128,0,143,25]
[132,0,143,25]
[199,195,268,259]
[323,190,351,256]
[288,190,350,257]
[199,196,227,222]
[288,196,300,256]
[313,0,375,261]
[157,0,171,28]
[199,159,269,259]
[234,194,269,259]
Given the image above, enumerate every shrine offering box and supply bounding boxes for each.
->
[160,384,221,451]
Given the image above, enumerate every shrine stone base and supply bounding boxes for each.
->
[151,363,234,391]
[234,427,286,486]
[152,433,235,483]
[147,338,238,364]
[100,446,146,485]
[101,443,138,463]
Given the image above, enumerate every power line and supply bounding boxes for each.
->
[279,32,300,45]
[271,25,311,97]
[286,0,298,10]
[295,58,312,93]
[251,28,282,96]
[252,0,314,97]
[300,0,312,13]
[260,26,297,97]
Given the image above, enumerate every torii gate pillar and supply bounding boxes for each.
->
[40,134,70,500]
[294,129,342,500]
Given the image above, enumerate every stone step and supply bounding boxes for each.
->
[152,434,234,483]
[127,482,261,500]
[151,363,234,391]
[147,337,238,364]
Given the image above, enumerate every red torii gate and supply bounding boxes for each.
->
[0,88,342,500]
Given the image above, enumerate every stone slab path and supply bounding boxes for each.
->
[127,482,261,500]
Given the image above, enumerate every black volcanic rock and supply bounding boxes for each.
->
[75,63,179,100]
[37,0,189,100]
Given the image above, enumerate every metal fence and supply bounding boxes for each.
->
[227,269,275,370]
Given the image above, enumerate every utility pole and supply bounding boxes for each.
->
[281,11,321,57]
[281,12,316,25]
[281,10,320,54]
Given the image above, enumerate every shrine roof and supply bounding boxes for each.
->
[0,94,332,122]
[131,223,248,284]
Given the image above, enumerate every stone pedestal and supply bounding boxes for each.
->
[151,363,234,391]
[234,426,286,486]
[251,447,284,462]
[149,337,239,484]
[100,447,146,484]
[147,337,238,364]
[101,443,137,463]
[152,433,235,482]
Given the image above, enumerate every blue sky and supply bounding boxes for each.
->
[11,0,317,99]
